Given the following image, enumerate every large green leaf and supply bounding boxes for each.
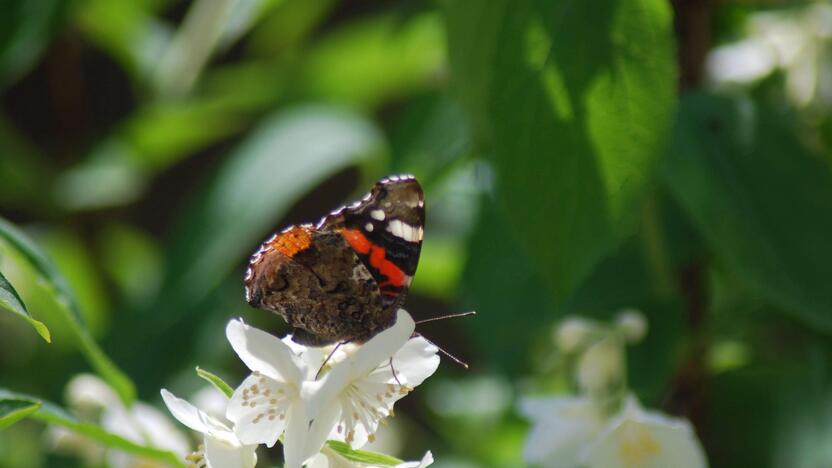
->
[0,218,136,404]
[443,0,677,299]
[0,271,50,342]
[663,94,832,331]
[0,390,183,465]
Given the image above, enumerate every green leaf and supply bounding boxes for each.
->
[195,366,234,398]
[0,217,136,404]
[0,389,183,466]
[443,0,677,299]
[162,104,385,315]
[0,397,41,430]
[0,0,63,90]
[325,440,404,466]
[0,271,50,342]
[299,11,446,109]
[663,94,832,331]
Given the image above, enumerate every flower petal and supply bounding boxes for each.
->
[397,451,434,468]
[304,399,343,459]
[390,337,440,387]
[204,434,257,468]
[160,389,210,434]
[282,401,311,468]
[584,396,707,468]
[305,310,415,420]
[519,396,603,467]
[226,319,305,382]
[228,374,293,447]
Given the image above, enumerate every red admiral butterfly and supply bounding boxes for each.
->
[244,175,425,346]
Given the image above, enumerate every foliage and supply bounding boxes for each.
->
[1,0,831,466]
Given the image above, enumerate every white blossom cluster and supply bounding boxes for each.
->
[161,309,439,468]
[521,310,708,468]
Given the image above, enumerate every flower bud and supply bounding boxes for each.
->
[615,309,647,343]
[576,339,624,395]
[554,317,594,352]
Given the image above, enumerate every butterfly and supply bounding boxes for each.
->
[244,175,424,346]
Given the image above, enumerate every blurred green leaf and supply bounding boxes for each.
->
[443,0,677,299]
[460,198,554,373]
[72,0,169,80]
[300,11,446,109]
[0,389,183,465]
[0,271,50,343]
[195,366,233,398]
[0,218,135,405]
[0,0,63,89]
[0,397,41,430]
[325,440,403,466]
[99,223,162,306]
[389,93,471,182]
[247,0,336,55]
[664,94,832,331]
[163,104,385,316]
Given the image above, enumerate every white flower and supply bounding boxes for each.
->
[48,374,190,468]
[520,394,708,468]
[161,389,257,468]
[519,396,605,468]
[585,396,708,468]
[224,318,312,467]
[303,310,440,450]
[307,446,434,468]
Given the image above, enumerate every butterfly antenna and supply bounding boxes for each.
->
[414,332,469,369]
[415,311,477,325]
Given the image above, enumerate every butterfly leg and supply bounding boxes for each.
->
[315,342,344,380]
[389,357,402,386]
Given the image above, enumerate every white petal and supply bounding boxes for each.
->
[304,400,342,463]
[282,402,311,468]
[204,434,257,468]
[228,374,293,447]
[397,451,434,468]
[226,319,305,383]
[66,374,120,410]
[161,389,210,434]
[389,337,440,387]
[585,395,708,468]
[519,396,603,467]
[305,310,415,420]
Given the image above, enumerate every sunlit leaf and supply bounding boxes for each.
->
[0,218,136,404]
[195,366,233,398]
[300,11,446,109]
[0,271,50,342]
[0,389,183,465]
[443,0,677,300]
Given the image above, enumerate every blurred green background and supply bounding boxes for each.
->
[2,0,832,466]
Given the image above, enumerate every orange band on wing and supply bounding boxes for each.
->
[271,226,312,257]
[341,228,372,254]
[341,228,407,288]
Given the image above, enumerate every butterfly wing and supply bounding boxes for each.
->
[321,175,425,311]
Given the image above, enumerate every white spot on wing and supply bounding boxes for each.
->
[370,209,385,220]
[365,222,374,232]
[386,219,420,242]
